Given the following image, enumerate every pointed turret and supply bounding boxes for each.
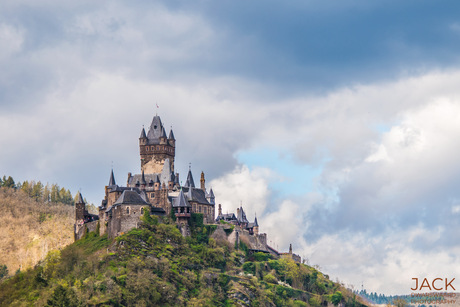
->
[185,166,195,188]
[200,171,205,191]
[174,189,190,208]
[140,127,147,139]
[108,169,116,187]
[254,215,258,227]
[168,129,175,140]
[209,188,215,205]
[76,191,85,204]
[147,115,164,141]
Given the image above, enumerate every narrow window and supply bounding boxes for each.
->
[141,207,144,215]
[126,207,130,214]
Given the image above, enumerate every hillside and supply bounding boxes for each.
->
[0,187,74,275]
[0,212,369,306]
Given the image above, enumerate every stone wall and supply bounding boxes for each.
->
[74,220,99,241]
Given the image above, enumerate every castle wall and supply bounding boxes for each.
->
[74,220,99,241]
[107,204,146,239]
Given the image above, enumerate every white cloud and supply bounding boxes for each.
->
[209,164,272,217]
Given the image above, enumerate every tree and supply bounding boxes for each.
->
[46,285,79,307]
[0,264,8,280]
[331,291,343,306]
[2,176,15,188]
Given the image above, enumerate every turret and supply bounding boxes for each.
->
[159,127,167,145]
[154,175,160,191]
[200,171,205,191]
[109,169,116,187]
[218,204,222,216]
[185,166,195,188]
[253,215,259,235]
[75,191,85,221]
[208,188,215,205]
[140,170,146,190]
[139,127,147,145]
[168,128,175,147]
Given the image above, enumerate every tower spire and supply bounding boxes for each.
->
[109,169,116,186]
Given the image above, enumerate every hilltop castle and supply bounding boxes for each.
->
[74,112,300,261]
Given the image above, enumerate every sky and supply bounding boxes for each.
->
[1,0,460,295]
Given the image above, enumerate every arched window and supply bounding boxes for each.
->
[126,207,130,214]
[141,207,144,215]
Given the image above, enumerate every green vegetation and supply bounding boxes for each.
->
[0,210,369,306]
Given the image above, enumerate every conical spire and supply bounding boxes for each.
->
[75,191,85,204]
[173,189,190,207]
[140,127,147,138]
[147,115,164,140]
[209,188,215,205]
[109,169,116,186]
[168,128,175,140]
[254,215,258,227]
[161,127,167,138]
[185,165,195,188]
[141,170,146,185]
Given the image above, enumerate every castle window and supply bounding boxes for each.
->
[146,147,149,151]
[204,207,207,214]
[141,207,144,214]
[151,193,155,198]
[126,207,130,214]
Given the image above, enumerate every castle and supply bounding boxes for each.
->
[74,112,300,261]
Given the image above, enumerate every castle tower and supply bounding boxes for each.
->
[200,171,205,191]
[173,189,191,236]
[139,115,175,174]
[218,203,222,216]
[75,191,85,222]
[253,215,259,235]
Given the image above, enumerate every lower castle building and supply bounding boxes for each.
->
[74,112,300,262]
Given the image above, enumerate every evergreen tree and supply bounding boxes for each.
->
[46,285,79,307]
[0,264,8,279]
[2,176,15,188]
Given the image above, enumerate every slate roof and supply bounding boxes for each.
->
[237,206,249,224]
[128,173,159,186]
[140,127,147,139]
[172,189,190,208]
[185,169,195,188]
[146,115,164,144]
[182,187,211,205]
[114,190,150,206]
[75,192,85,204]
[216,213,236,222]
[168,129,175,140]
[109,169,116,186]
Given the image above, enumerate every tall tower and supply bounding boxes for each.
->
[139,115,176,174]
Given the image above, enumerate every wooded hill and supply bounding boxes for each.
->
[0,211,369,307]
[0,182,74,275]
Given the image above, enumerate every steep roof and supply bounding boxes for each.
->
[139,127,147,138]
[168,129,175,140]
[146,115,164,144]
[185,169,195,188]
[75,191,85,204]
[172,189,190,207]
[182,187,211,205]
[114,190,150,206]
[109,169,116,186]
